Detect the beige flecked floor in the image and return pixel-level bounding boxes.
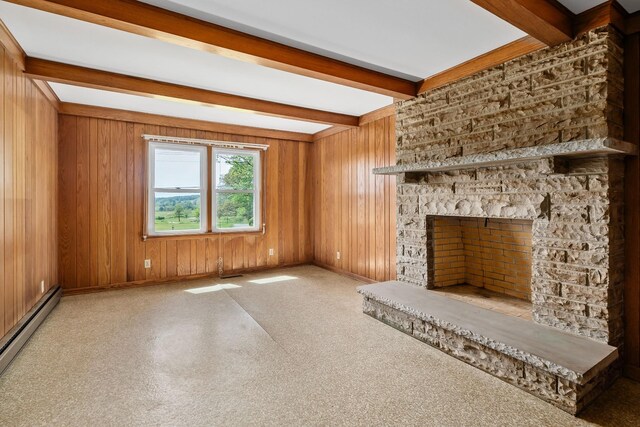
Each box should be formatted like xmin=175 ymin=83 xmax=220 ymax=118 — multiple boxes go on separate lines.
xmin=0 ymin=265 xmax=639 ymax=426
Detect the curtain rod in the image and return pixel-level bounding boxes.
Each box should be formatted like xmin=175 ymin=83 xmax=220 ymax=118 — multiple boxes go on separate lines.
xmin=142 ymin=134 xmax=269 ymax=150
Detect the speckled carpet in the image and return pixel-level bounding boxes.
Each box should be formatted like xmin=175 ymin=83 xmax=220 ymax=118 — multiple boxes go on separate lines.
xmin=0 ymin=265 xmax=638 ymax=426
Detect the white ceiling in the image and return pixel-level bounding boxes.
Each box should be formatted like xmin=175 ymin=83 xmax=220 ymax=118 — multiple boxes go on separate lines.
xmin=141 ymin=0 xmax=526 ymax=80
xmin=0 ymin=2 xmax=390 ymax=116
xmin=558 ymin=0 xmax=640 ymax=13
xmin=0 ymin=1 xmax=538 ymax=134
xmin=51 ymin=83 xmax=330 ymax=134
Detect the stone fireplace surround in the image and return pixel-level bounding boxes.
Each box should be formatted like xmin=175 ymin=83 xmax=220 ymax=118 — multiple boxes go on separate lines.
xmin=357 ymin=27 xmax=636 ymax=414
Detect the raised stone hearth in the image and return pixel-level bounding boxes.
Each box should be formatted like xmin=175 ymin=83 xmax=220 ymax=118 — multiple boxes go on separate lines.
xmin=359 ymin=26 xmax=633 ymax=414
xmin=358 ymin=282 xmax=619 ymax=414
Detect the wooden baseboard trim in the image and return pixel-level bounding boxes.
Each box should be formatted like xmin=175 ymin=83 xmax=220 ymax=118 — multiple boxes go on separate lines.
xmin=62 ymin=262 xmax=310 ymax=296
xmin=624 ymin=364 xmax=640 ymax=382
xmin=311 ymin=261 xmax=377 ymax=284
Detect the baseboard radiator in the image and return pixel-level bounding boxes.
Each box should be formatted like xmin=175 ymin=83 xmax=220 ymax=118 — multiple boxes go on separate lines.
xmin=0 ymin=286 xmax=61 ymax=375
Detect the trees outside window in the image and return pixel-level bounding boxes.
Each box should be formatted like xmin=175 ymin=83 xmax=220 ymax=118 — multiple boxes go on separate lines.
xmin=213 ymin=149 xmax=260 ymax=232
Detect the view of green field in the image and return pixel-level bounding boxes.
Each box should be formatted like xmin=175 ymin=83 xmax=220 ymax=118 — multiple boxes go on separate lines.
xmin=154 ymin=194 xmax=201 ymax=231
xmin=153 ymin=153 xmax=256 ymax=232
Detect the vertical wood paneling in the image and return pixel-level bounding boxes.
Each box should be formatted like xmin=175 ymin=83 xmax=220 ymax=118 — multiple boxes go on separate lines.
xmin=624 ymin=32 xmax=640 ymax=377
xmin=97 ymin=119 xmax=111 ymax=285
xmin=0 ymin=45 xmax=58 ymax=338
xmin=4 ymin=53 xmax=15 ymax=330
xmin=110 ymin=120 xmax=127 ymax=284
xmin=58 ymin=115 xmax=76 ymax=288
xmin=312 ymin=115 xmax=396 ymax=282
xmin=58 ymin=115 xmax=313 ymax=291
xmin=76 ymin=117 xmax=90 ymax=286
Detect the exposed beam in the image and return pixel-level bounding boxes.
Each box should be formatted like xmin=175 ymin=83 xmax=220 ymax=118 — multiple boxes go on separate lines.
xmin=417 ymin=36 xmax=545 ymax=94
xmin=59 ymin=102 xmax=314 ymax=142
xmin=7 ymin=0 xmax=416 ymax=99
xmin=471 ymin=0 xmax=574 ymax=46
xmin=24 ymin=57 xmax=359 ymax=127
xmin=575 ymin=1 xmax=627 ymax=35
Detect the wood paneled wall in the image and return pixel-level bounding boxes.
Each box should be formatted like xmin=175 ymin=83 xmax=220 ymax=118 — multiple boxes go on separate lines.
xmin=624 ymin=31 xmax=640 ymax=381
xmin=0 ymin=46 xmax=58 ymax=337
xmin=311 ymin=116 xmax=396 ymax=282
xmin=57 ymin=115 xmax=312 ymax=292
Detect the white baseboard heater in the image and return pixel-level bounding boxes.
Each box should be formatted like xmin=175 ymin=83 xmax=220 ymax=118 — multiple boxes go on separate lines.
xmin=0 ymin=286 xmax=61 ymax=375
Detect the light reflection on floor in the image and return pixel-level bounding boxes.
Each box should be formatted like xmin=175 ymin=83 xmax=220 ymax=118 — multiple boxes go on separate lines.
xmin=184 ymin=283 xmax=241 ymax=294
xmin=248 ymin=275 xmax=298 ymax=285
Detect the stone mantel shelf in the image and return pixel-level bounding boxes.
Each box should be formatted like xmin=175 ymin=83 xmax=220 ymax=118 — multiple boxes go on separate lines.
xmin=373 ymin=138 xmax=637 ymax=175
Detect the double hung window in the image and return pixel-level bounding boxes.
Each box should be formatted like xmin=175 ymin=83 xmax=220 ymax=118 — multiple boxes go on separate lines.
xmin=147 ymin=141 xmax=261 ymax=236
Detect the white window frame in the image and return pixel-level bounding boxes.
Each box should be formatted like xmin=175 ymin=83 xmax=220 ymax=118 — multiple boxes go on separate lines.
xmin=147 ymin=142 xmax=208 ymax=236
xmin=212 ymin=148 xmax=261 ymax=233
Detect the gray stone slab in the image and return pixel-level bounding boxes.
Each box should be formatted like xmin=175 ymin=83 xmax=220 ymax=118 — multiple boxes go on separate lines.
xmin=357 ymin=281 xmax=618 ymax=384
xmin=373 ymin=138 xmax=637 ymax=175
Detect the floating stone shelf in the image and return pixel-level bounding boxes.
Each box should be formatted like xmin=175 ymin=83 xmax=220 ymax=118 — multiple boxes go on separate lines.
xmin=373 ymin=138 xmax=637 ymax=175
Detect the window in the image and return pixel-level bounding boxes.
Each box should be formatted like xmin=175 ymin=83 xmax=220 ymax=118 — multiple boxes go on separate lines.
xmin=148 ymin=142 xmax=207 ymax=235
xmin=146 ymin=140 xmax=262 ymax=236
xmin=212 ymin=148 xmax=261 ymax=232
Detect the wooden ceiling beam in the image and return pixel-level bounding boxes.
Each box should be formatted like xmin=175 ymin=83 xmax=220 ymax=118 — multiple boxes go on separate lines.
xmin=7 ymin=0 xmax=417 ymax=99
xmin=471 ymin=0 xmax=574 ymax=46
xmin=24 ymin=57 xmax=359 ymax=127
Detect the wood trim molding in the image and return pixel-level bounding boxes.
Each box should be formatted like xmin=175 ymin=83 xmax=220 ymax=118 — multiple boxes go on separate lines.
xmin=62 ymin=262 xmax=310 ymax=296
xmin=312 ymin=261 xmax=376 ymax=284
xmin=0 ymin=19 xmax=25 ymax=69
xmin=312 ymin=125 xmax=350 ymax=141
xmin=359 ymin=104 xmax=395 ymax=126
xmin=59 ymin=102 xmax=314 ymax=142
xmin=417 ymin=36 xmax=546 ymax=94
xmin=7 ymin=0 xmax=416 ymax=99
xmin=471 ymin=0 xmax=573 ymax=46
xmin=31 ymin=79 xmax=60 ymax=109
xmin=25 ymin=57 xmax=358 ymax=126
xmin=314 ymin=104 xmax=397 ymax=141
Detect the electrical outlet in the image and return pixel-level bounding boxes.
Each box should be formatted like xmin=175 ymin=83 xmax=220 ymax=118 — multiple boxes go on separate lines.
xmin=336 ymin=251 xmax=341 ymax=260
xmin=268 ymin=248 xmax=274 ymax=256
xmin=144 ymin=259 xmax=152 ymax=269
xmin=40 ymin=280 xmax=45 ymax=293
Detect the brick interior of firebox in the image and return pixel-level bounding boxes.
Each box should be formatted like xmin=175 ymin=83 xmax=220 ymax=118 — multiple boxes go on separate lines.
xmin=432 ymin=217 xmax=533 ymax=316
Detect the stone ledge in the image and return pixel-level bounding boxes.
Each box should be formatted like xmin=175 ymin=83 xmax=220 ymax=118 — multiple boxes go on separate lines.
xmin=373 ymin=138 xmax=636 ymax=175
xmin=357 ymin=282 xmax=619 ymax=414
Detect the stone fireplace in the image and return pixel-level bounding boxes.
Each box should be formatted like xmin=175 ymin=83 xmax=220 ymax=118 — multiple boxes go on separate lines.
xmin=358 ymin=26 xmax=636 ymax=414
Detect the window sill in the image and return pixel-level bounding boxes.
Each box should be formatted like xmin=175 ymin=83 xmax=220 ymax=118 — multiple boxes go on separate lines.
xmin=143 ymin=230 xmax=263 ymax=241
